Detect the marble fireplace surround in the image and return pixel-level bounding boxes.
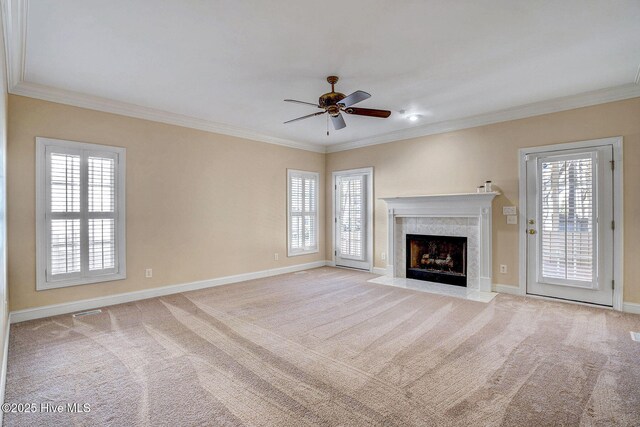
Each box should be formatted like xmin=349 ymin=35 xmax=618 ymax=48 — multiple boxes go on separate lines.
xmin=380 ymin=193 xmax=499 ymax=292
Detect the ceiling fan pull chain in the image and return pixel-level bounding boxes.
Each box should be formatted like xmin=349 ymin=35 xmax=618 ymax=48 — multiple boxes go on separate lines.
xmin=326 ymin=113 xmax=330 ymax=136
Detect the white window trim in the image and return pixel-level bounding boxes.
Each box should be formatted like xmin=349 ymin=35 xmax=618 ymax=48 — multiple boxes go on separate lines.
xmin=287 ymin=169 xmax=319 ymax=257
xmin=36 ymin=137 xmax=126 ymax=290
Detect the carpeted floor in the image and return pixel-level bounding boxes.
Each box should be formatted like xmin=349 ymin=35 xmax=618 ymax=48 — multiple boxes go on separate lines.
xmin=4 ymin=267 xmax=640 ymax=426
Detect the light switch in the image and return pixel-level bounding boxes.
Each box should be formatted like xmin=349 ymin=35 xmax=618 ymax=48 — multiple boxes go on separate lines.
xmin=507 ymin=215 xmax=518 ymax=225
xmin=503 ymin=206 xmax=517 ymax=215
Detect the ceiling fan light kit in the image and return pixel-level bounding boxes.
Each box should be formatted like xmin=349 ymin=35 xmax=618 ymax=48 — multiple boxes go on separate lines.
xmin=284 ymin=76 xmax=391 ymax=133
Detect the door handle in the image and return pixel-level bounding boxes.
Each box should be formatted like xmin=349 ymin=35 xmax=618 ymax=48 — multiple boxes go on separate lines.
xmin=528 ymin=229 xmax=536 ymax=235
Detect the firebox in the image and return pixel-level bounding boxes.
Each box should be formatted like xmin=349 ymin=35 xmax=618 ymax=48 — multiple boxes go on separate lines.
xmin=406 ymin=234 xmax=467 ymax=287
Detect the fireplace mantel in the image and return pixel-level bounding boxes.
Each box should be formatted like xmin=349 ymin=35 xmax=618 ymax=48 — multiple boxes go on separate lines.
xmin=380 ymin=192 xmax=499 ymax=215
xmin=381 ymin=192 xmax=499 ymax=292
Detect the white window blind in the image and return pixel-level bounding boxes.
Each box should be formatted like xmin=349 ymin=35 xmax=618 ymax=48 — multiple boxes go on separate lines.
xmin=88 ymin=156 xmax=116 ymax=272
xmin=288 ymin=170 xmax=319 ymax=256
xmin=338 ymin=175 xmax=365 ymax=260
xmin=49 ymin=153 xmax=81 ymax=276
xmin=37 ymin=138 xmax=126 ymax=290
xmin=539 ymin=153 xmax=596 ymax=284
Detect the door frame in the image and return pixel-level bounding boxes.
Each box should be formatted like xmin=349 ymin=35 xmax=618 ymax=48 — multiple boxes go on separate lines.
xmin=331 ymin=167 xmax=374 ymax=272
xmin=518 ymin=137 xmax=623 ymax=310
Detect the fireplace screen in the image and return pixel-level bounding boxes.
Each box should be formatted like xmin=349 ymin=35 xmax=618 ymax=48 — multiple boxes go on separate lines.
xmin=406 ymin=234 xmax=467 ymax=287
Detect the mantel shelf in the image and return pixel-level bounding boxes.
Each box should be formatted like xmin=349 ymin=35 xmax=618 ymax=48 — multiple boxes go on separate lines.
xmin=380 ymin=192 xmax=500 ymax=202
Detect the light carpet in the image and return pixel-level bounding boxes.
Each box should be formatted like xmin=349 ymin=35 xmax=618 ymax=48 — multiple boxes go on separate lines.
xmin=4 ymin=267 xmax=640 ymax=426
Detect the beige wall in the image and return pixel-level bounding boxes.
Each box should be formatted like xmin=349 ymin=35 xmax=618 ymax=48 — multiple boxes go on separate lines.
xmin=326 ymin=97 xmax=640 ymax=304
xmin=8 ymin=95 xmax=325 ymax=311
xmin=7 ymin=94 xmax=640 ymax=311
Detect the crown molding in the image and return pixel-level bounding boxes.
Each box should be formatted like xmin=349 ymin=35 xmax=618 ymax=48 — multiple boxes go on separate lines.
xmin=1 ymin=0 xmax=26 ymax=90
xmin=13 ymin=80 xmax=640 ymax=156
xmin=326 ymin=83 xmax=640 ymax=153
xmin=10 ymin=81 xmax=326 ymax=152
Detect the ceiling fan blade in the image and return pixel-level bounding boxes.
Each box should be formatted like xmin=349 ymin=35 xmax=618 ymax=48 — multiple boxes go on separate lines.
xmin=344 ymin=107 xmax=391 ymax=118
xmin=284 ymin=99 xmax=321 ymax=108
xmin=331 ymin=113 xmax=346 ymax=130
xmin=338 ymin=90 xmax=371 ymax=107
xmin=283 ymin=111 xmax=326 ymax=124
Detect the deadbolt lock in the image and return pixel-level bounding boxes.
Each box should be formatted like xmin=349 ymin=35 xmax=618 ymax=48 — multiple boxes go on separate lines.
xmin=528 ymin=219 xmax=535 ymax=225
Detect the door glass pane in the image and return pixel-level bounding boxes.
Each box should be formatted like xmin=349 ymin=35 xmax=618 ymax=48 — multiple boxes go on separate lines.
xmin=540 ymin=155 xmax=594 ymax=282
xmin=339 ymin=176 xmax=364 ymax=259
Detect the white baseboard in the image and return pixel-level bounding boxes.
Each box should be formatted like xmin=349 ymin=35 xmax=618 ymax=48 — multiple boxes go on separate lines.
xmin=623 ymin=302 xmax=640 ymax=315
xmin=493 ymin=284 xmax=640 ymax=314
xmin=494 ymin=284 xmax=526 ymax=296
xmin=9 ymin=261 xmax=329 ymax=324
xmin=325 ymin=260 xmax=336 ymax=267
xmin=494 ymin=285 xmax=640 ymax=314
xmin=372 ymin=267 xmax=389 ymax=276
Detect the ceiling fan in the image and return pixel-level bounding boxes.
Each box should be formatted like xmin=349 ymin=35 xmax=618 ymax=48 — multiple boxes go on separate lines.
xmin=284 ymin=76 xmax=391 ymax=132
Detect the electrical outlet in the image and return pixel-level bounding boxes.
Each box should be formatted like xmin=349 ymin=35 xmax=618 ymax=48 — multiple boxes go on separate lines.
xmin=145 ymin=268 xmax=153 ymax=278
xmin=274 ymin=253 xmax=279 ymax=261
xmin=381 ymin=252 xmax=386 ymax=260
xmin=507 ymin=215 xmax=518 ymax=225
xmin=499 ymin=264 xmax=507 ymax=274
xmin=503 ymin=206 xmax=517 ymax=216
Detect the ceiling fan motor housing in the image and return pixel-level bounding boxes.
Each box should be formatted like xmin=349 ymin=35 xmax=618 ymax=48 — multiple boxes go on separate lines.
xmin=319 ymin=92 xmax=345 ymax=109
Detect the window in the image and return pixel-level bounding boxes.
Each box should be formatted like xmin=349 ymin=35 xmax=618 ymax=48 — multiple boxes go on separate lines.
xmin=287 ymin=169 xmax=319 ymax=256
xmin=36 ymin=137 xmax=126 ymax=290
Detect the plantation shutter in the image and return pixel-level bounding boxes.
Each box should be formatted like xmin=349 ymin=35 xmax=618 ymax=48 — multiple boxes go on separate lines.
xmin=44 ymin=144 xmax=122 ymax=285
xmin=48 ymin=149 xmax=82 ymax=278
xmin=87 ymin=153 xmax=118 ymax=274
xmin=539 ymin=152 xmax=597 ymax=286
xmin=338 ymin=175 xmax=366 ymax=260
xmin=288 ymin=170 xmax=318 ymax=255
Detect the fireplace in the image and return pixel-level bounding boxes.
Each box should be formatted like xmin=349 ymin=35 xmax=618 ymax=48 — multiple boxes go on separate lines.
xmin=382 ymin=193 xmax=498 ymax=291
xmin=406 ymin=234 xmax=467 ymax=287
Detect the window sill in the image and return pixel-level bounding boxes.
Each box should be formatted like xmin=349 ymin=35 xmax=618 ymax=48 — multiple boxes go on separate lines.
xmin=37 ymin=272 xmax=127 ymax=291
xmin=287 ymin=249 xmax=319 ymax=258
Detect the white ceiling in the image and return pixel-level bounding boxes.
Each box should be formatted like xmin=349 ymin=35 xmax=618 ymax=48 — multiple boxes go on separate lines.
xmin=10 ymin=0 xmax=640 ymax=150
